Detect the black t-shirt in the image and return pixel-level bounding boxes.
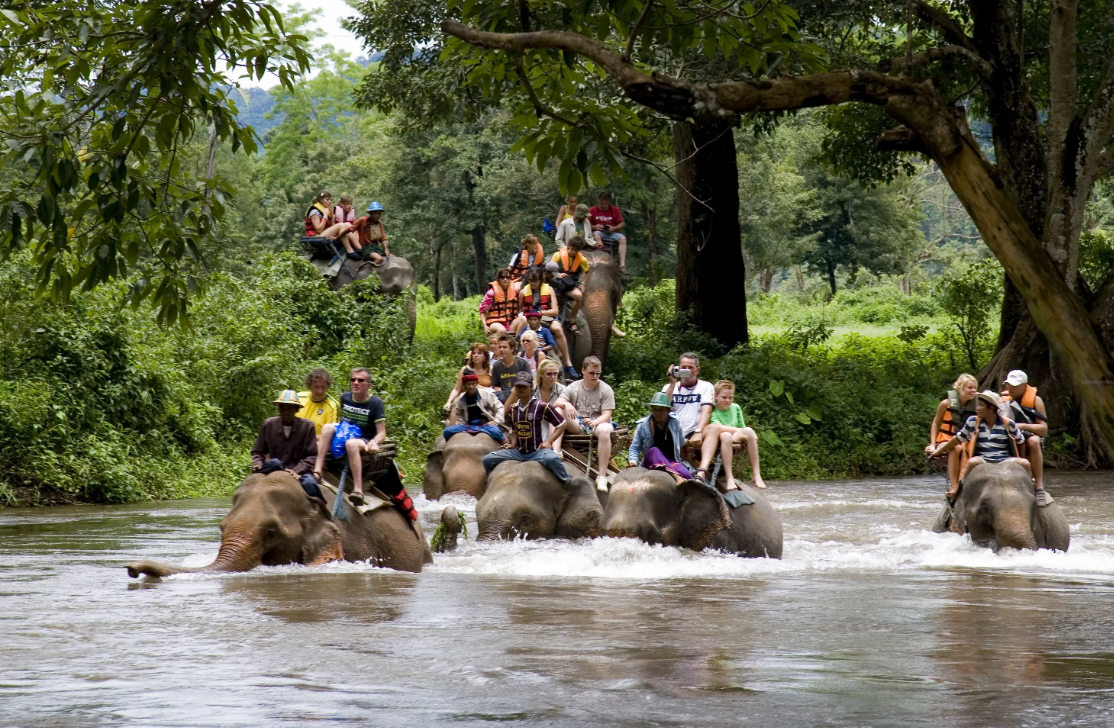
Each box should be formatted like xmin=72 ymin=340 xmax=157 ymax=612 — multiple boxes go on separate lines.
xmin=465 ymin=392 xmax=484 ymax=424
xmin=651 ymin=419 xmax=675 ymax=456
xmin=339 ymin=392 xmax=386 ymax=438
xmin=491 ymin=356 xmax=532 ymax=401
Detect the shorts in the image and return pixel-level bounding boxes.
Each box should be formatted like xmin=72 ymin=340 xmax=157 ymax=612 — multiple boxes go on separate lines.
xmin=576 ymin=417 xmax=596 ymax=435
xmin=361 ymin=243 xmax=384 ymax=257
xmin=596 ymin=231 xmax=625 ymax=243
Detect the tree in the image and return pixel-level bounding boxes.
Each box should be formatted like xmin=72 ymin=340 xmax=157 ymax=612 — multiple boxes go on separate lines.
xmin=436 ymin=0 xmax=1114 ymax=459
xmin=0 ymin=0 xmax=310 ymax=325
xmin=935 ymin=259 xmax=1003 ymax=370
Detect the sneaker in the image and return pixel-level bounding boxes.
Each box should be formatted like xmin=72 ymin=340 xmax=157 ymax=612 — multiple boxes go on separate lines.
xmin=346 ymin=251 xmax=361 ymax=260
xmin=1035 ymin=489 xmax=1054 ymax=507
xmin=564 ymin=366 xmax=580 ymax=379
xmin=595 ymin=475 xmax=609 ymax=492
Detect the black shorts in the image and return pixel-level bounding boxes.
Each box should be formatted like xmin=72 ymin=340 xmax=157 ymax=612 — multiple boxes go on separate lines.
xmin=552 ymin=276 xmax=579 ymax=295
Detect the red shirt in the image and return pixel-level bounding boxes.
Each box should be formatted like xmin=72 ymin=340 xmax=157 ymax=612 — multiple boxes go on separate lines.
xmin=589 ymin=204 xmax=623 ymax=228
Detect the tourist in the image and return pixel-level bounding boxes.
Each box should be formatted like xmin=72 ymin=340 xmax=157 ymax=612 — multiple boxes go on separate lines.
xmin=491 ymin=333 xmax=532 ymax=402
xmin=520 ymin=265 xmax=578 ymax=379
xmin=482 ymin=371 xmax=571 ymax=483
xmin=304 ymin=191 xmax=355 ymax=258
xmin=589 ymin=190 xmax=627 ymax=273
xmin=627 ymin=391 xmax=693 ymax=484
xmin=349 ymin=202 xmax=389 ymax=265
xmin=534 ymin=358 xmax=567 ymax=453
xmin=334 ymin=194 xmax=358 ymax=251
xmin=444 ymin=369 xmax=505 ymax=443
xmin=555 ymin=203 xmax=594 ymax=250
xmin=662 ymin=353 xmax=716 ymax=481
xmin=555 ymin=193 xmax=578 ymax=225
xmin=479 ymin=268 xmax=520 ymax=335
xmin=444 ymin=342 xmax=494 ymax=412
xmin=1000 ymin=369 xmax=1048 ymax=497
xmin=519 ymin=330 xmax=546 ymax=374
xmin=707 ymin=380 xmax=765 ymax=489
xmin=927 ymin=373 xmax=978 ymax=494
xmin=509 ymin=234 xmax=546 ymax=282
xmin=296 ymin=367 xmax=339 ymax=436
xmin=557 ymin=355 xmax=616 ymax=490
xmin=311 ymin=367 xmax=386 ymax=499
xmin=251 ymin=390 xmax=319 ymax=495
xmin=520 ymin=310 xmax=557 ymax=355
xmin=550 ymin=235 xmax=591 ymax=329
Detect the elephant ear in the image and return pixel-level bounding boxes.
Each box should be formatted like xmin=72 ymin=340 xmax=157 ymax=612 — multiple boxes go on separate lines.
xmin=677 ymin=480 xmax=731 ymax=551
xmin=301 ymin=499 xmax=344 ymax=566
xmin=423 ymin=449 xmax=446 ymax=501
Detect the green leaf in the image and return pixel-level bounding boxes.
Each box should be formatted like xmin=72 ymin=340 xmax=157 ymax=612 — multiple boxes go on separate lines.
xmin=806 ymin=404 xmax=822 ymax=421
xmin=768 ymin=379 xmax=784 ymax=397
xmin=794 ymin=412 xmax=811 ymax=425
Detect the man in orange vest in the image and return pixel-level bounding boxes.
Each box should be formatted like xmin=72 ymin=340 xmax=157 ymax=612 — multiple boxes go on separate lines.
xmin=1000 ymin=370 xmax=1048 ymax=497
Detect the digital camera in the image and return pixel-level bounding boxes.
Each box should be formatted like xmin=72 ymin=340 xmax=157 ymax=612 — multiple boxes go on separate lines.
xmin=672 ymin=366 xmax=692 ymax=379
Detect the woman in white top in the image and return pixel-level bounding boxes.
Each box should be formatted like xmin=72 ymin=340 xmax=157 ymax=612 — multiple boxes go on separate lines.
xmin=533 ymin=358 xmax=567 ymax=452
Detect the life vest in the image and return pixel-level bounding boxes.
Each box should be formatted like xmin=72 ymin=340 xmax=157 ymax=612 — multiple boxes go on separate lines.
xmin=558 ymin=249 xmax=586 ymax=278
xmin=521 ymin=282 xmax=552 ymax=314
xmin=959 ymin=415 xmax=1019 ymax=474
xmin=1001 ymin=384 xmax=1043 ymax=424
xmin=304 ymin=201 xmax=330 ymax=235
xmin=512 ymin=245 xmax=545 ymax=277
xmin=485 ymin=281 xmax=520 ymax=326
xmin=936 ymin=389 xmax=978 ymax=443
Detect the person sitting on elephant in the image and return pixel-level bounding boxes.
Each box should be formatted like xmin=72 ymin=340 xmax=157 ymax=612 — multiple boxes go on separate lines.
xmin=519 ymin=265 xmax=578 ymax=380
xmin=509 ymin=234 xmax=546 ymax=283
xmin=628 ymin=391 xmax=693 ymax=485
xmin=928 ymin=390 xmax=1043 ymax=505
xmin=1000 ymin=369 xmax=1048 ymax=496
xmin=479 ymin=268 xmax=521 ymax=335
xmin=312 ymin=367 xmax=387 ymax=499
xmin=519 ymin=330 xmax=546 ymax=374
xmin=251 ymin=390 xmax=320 ymax=496
xmin=550 ymin=235 xmax=591 ymax=330
xmin=483 ymin=370 xmax=571 ymax=483
xmin=555 ymin=203 xmax=594 ymax=250
xmin=349 ymin=202 xmax=390 ymax=266
xmin=555 ymin=193 xmax=578 ymax=226
xmin=491 ymin=333 xmax=533 ymax=403
xmin=662 ymin=353 xmax=716 ymax=480
xmin=534 ymin=358 xmax=567 ymax=453
xmin=444 ymin=342 xmax=494 ymax=413
xmin=444 ymin=369 xmax=506 ymax=444
xmin=297 ymin=367 xmax=339 ymax=436
xmin=520 ymin=311 xmax=556 ymax=355
xmin=304 ymin=191 xmax=356 ymax=258
xmin=589 ymin=190 xmax=627 ymax=274
xmin=708 ymin=380 xmax=765 ymax=490
xmin=557 ymin=356 xmax=616 ymax=491
xmin=927 ymin=373 xmax=979 ymax=494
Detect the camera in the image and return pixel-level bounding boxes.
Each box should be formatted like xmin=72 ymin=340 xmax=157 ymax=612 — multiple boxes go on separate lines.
xmin=671 ymin=366 xmax=692 ymax=379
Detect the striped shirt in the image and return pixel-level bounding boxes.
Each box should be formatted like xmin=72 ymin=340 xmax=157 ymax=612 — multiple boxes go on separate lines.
xmin=956 ymin=416 xmax=1025 ymax=463
xmin=508 ymin=399 xmax=566 ymax=454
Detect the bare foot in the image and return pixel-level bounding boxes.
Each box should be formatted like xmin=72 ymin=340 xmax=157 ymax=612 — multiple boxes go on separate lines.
xmin=753 ymin=475 xmax=767 ymax=489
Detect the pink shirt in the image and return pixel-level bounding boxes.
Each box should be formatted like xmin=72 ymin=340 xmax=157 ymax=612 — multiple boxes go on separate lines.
xmin=334 ymin=206 xmax=357 ymax=224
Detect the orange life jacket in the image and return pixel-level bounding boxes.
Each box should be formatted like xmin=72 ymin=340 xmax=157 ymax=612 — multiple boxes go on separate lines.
xmin=512 ymin=245 xmax=545 ymax=278
xmin=304 ymin=201 xmax=330 ymax=235
xmin=520 ymin=282 xmax=553 ymax=314
xmin=959 ymin=415 xmax=1020 ymax=473
xmin=485 ymin=281 xmax=520 ymax=327
xmin=936 ymin=389 xmax=978 ymax=444
xmin=558 ymin=249 xmax=587 ymax=277
xmin=1000 ymin=384 xmax=1042 ymax=425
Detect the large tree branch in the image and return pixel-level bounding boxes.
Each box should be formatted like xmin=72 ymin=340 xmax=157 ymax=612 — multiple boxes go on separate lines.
xmin=911 ymin=0 xmax=979 ymax=53
xmin=877 ymin=44 xmax=992 ymax=80
xmin=1080 ymin=56 xmax=1114 ymax=183
xmin=514 ymin=51 xmax=579 ymax=127
xmin=623 ymin=0 xmax=654 ymax=62
xmin=1047 ymin=0 xmax=1078 ymax=187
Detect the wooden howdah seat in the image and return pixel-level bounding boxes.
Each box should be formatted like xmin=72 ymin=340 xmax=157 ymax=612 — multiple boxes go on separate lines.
xmin=561 ymin=426 xmax=629 ymax=480
xmin=322 ymin=439 xmax=399 ymax=490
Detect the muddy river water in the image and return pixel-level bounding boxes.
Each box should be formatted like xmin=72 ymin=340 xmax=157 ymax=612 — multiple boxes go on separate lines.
xmin=4 ymin=473 xmax=1114 ymax=726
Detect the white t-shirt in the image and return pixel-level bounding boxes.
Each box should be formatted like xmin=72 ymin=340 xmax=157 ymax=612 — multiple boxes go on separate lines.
xmin=663 ymin=379 xmax=714 ymax=436
xmin=558 ymin=379 xmax=616 ymax=419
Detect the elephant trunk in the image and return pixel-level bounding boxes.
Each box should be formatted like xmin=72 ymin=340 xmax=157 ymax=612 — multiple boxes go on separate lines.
xmin=993 ymin=510 xmax=1038 ymax=551
xmin=126 ymin=530 xmax=263 ymax=578
xmin=582 ymin=286 xmax=614 ymax=364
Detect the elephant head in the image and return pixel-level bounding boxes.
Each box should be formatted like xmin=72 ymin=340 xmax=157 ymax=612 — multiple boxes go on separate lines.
xmin=954 ymin=461 xmax=1070 ymax=551
xmin=476 ymin=461 xmax=602 ymax=540
xmin=601 ymin=468 xmax=731 ymax=550
xmin=126 ymin=473 xmax=343 ymax=578
xmin=423 ymin=433 xmax=501 ymax=500
xmin=330 ymin=255 xmax=414 ymax=295
xmin=575 ymin=249 xmax=622 ymax=369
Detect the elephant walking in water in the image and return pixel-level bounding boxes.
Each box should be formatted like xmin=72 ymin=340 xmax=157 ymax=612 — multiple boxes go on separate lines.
xmin=935 ymin=460 xmax=1070 ymax=551
xmin=126 ymin=472 xmax=431 ymax=577
xmin=568 ymin=248 xmax=622 ymax=370
xmin=423 ymin=432 xmax=502 ymax=500
xmin=474 ymin=461 xmax=603 ymax=541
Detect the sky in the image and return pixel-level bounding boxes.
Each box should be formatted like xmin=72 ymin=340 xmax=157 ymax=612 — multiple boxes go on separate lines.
xmin=257 ymin=0 xmax=367 ymax=88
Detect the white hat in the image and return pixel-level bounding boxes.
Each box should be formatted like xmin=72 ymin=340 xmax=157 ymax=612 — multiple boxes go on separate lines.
xmin=1004 ymin=370 xmax=1028 ymax=386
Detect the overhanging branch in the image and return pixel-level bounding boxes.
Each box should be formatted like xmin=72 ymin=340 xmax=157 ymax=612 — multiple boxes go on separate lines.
xmin=911 ymin=0 xmax=979 ymax=53
xmin=877 ymin=44 xmax=992 ymax=80
xmin=514 ymin=52 xmax=579 ymax=127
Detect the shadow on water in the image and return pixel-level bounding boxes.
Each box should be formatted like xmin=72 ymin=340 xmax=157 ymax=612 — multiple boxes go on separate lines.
xmin=219 ymin=571 xmax=417 ymax=625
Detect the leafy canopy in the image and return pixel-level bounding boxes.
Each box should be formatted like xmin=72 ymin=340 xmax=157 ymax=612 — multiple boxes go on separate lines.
xmin=0 ymin=0 xmax=311 ymax=325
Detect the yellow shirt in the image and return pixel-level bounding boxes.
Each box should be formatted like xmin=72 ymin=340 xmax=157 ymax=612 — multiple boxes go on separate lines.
xmin=296 ymin=392 xmax=339 ymax=435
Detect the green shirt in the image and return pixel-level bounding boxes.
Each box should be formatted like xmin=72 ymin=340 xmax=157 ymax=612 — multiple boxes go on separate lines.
xmin=709 ymin=403 xmax=745 ymax=429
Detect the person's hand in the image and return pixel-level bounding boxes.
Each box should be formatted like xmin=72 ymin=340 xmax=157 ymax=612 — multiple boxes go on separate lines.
xmin=666 ymin=364 xmax=678 ymax=384
xmin=541 ymin=439 xmax=553 ymax=450
xmin=366 ymin=439 xmax=380 ymax=453
xmin=924 ymin=444 xmax=935 ymax=454
xmin=926 ymin=446 xmax=939 ymax=459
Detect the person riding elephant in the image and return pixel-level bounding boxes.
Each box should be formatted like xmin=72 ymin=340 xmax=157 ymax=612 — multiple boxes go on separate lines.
xmin=125 ymin=470 xmax=430 ymax=578
xmin=349 ymin=201 xmax=390 ymax=266
xmin=479 ymin=268 xmax=521 ymax=336
xmin=564 ymin=244 xmax=623 ymax=371
xmin=601 ymin=467 xmax=783 ymax=558
xmin=927 ymin=373 xmax=979 ymax=495
xmin=628 ymin=391 xmax=694 ymax=484
xmin=476 ymin=461 xmax=602 ymax=541
xmin=443 ymin=369 xmax=505 ymax=444
xmin=250 ymin=390 xmax=320 ymax=495
xmin=931 ymin=460 xmax=1069 ymax=551
xmin=1000 ymin=369 xmax=1048 ymax=497
xmin=304 ymin=191 xmax=354 ymax=255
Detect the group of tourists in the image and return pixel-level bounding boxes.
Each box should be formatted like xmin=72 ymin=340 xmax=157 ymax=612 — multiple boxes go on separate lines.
xmin=304 ymin=191 xmax=390 ymax=264
xmin=926 ymin=369 xmax=1052 ymax=506
xmin=249 ymin=367 xmax=418 ymax=521
xmin=442 ymin=350 xmax=766 ymax=492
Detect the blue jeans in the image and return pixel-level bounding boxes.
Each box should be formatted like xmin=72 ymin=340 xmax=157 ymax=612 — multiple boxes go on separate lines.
xmin=596 ymin=231 xmax=625 ymax=243
xmin=482 ymin=447 xmax=571 ymax=483
xmin=443 ymin=423 xmax=505 ymax=443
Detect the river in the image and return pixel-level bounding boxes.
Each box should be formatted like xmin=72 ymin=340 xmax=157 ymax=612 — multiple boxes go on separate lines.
xmin=3 ymin=472 xmax=1114 ymax=726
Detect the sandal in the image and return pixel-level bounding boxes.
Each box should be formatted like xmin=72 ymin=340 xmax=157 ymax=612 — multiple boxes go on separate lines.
xmin=694 ymin=467 xmax=708 ymax=484
xmin=567 ymin=321 xmax=580 ymax=335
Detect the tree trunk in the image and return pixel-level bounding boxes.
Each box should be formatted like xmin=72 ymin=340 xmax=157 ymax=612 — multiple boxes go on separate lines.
xmin=795 ymin=264 xmax=805 ymax=292
xmin=673 ymin=120 xmax=748 ymax=348
xmin=451 ymin=238 xmax=460 ymax=301
xmin=826 ymin=260 xmax=837 ymax=298
xmin=641 ymin=201 xmax=660 ymax=285
xmin=431 ymin=239 xmax=443 ymax=302
xmin=761 ymin=268 xmax=774 ymax=293
xmin=471 ymin=223 xmax=487 ymax=292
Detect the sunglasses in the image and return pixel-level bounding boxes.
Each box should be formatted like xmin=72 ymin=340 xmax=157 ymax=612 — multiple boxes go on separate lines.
xmin=350 ymin=377 xmax=367 ymax=383
xmin=498 ymin=274 xmax=511 ymax=279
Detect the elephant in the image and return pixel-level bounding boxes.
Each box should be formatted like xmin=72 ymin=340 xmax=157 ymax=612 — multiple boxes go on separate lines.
xmin=568 ymin=248 xmax=622 ymax=370
xmin=422 ymin=432 xmax=501 ymax=500
xmin=125 ymin=471 xmax=430 ymax=578
xmin=933 ymin=460 xmax=1070 ymax=551
xmin=600 ymin=468 xmax=783 ymax=558
xmin=432 ymin=505 xmax=464 ymax=553
xmin=476 ymin=461 xmax=603 ymax=541
xmin=330 ymin=254 xmax=414 ymax=295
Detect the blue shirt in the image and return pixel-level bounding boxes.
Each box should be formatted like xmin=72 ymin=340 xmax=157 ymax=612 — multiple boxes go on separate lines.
xmin=520 ymin=325 xmax=556 ymax=350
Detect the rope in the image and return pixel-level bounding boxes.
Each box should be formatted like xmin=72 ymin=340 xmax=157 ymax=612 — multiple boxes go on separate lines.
xmin=330 ymin=464 xmax=349 ymax=521
xmin=709 ymin=455 xmax=722 ymax=487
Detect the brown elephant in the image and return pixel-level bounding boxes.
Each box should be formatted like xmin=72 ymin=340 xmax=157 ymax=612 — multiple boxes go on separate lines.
xmin=476 ymin=461 xmax=602 ymax=541
xmin=569 ymin=248 xmax=622 ymax=370
xmin=934 ymin=460 xmax=1070 ymax=551
xmin=125 ymin=472 xmax=430 ymax=578
xmin=326 ymin=255 xmax=417 ymax=342
xmin=422 ymin=432 xmax=501 ymax=500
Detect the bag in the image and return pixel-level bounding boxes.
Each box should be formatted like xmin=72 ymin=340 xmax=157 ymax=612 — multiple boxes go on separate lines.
xmin=330 ymin=420 xmax=365 ymax=459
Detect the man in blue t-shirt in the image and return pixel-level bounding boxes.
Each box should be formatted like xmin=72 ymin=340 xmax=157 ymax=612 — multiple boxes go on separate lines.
xmin=312 ymin=367 xmax=386 ymax=498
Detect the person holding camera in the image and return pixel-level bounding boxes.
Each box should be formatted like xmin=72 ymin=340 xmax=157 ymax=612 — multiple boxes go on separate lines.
xmin=589 ymin=191 xmax=627 ymax=274
xmin=662 ymin=353 xmax=718 ymax=483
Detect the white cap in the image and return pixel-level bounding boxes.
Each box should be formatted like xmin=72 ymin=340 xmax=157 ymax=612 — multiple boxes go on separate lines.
xmin=1004 ymin=370 xmax=1028 ymax=386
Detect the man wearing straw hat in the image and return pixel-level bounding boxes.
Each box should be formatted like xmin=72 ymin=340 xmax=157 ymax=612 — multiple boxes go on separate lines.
xmin=251 ymin=390 xmax=320 ymax=494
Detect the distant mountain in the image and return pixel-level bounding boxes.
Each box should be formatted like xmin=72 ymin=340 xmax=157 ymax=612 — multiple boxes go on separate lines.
xmin=230 ymin=87 xmax=279 ymax=137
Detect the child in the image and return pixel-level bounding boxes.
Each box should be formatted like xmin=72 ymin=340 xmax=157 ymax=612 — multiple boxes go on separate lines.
xmin=709 ymin=380 xmax=766 ymax=490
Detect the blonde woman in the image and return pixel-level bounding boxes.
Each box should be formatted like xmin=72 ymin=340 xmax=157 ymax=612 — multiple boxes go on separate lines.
xmin=519 ymin=330 xmax=546 ymax=374
xmin=927 ymin=373 xmax=979 ymax=494
xmin=555 ymin=193 xmax=578 ymax=225
xmin=444 ymin=343 xmax=494 ymax=412
xmin=534 ymin=358 xmax=567 ymax=453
